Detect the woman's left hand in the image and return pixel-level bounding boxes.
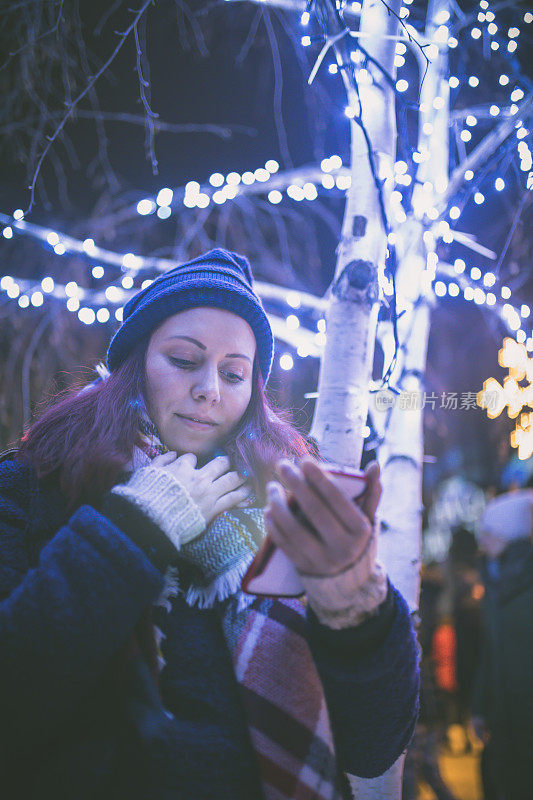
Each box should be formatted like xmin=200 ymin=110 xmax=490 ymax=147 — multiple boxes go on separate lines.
xmin=264 ymin=458 xmax=381 ymax=578
xmin=234 ymin=478 xmax=256 ymax=508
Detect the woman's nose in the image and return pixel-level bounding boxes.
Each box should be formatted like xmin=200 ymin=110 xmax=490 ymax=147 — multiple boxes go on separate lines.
xmin=192 ymin=366 xmax=220 ymax=402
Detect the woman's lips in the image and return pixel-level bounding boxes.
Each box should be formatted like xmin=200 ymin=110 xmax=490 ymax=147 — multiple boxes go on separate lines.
xmin=176 ymin=414 xmax=216 ymax=429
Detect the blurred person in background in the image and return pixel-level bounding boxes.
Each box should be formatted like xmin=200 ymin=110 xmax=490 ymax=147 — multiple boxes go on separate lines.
xmin=402 ymin=563 xmax=459 ymax=800
xmin=471 ymin=489 xmax=533 ymax=800
xmin=449 ymin=525 xmax=483 ymax=754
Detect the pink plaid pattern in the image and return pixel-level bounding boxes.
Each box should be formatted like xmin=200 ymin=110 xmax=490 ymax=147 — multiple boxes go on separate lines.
xmin=224 ymin=596 xmax=346 ymax=800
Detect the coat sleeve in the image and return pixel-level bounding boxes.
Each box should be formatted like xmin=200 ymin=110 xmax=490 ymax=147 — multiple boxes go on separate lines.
xmin=0 ymin=460 xmax=165 ymax=762
xmin=306 ymin=582 xmax=420 ymax=778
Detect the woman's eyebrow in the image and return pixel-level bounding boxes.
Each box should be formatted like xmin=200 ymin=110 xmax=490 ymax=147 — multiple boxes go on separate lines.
xmin=164 ymin=335 xmax=252 ymax=362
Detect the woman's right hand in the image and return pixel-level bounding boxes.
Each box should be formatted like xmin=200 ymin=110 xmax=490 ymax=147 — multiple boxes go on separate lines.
xmin=151 ymin=451 xmax=251 ymax=527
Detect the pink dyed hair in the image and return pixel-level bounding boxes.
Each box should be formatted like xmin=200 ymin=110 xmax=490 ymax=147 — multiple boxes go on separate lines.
xmin=19 ymin=337 xmax=318 ymax=510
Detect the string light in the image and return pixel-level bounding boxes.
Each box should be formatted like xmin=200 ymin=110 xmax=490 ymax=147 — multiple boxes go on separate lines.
xmin=209 ymin=173 xmax=224 ymax=187
xmin=136 ymin=199 xmax=155 ymax=215
xmin=1 ymin=3 xmax=530 ymax=359
xmin=268 ymin=190 xmax=282 ymax=204
xmin=156 ymin=187 xmax=172 ymax=206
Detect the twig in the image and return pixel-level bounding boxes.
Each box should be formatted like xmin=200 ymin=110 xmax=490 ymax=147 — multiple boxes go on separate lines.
xmin=134 ymin=13 xmax=158 ymax=175
xmin=174 ymin=0 xmax=209 ymax=57
xmin=94 ymin=0 xmax=124 ymax=36
xmin=0 ymin=0 xmax=64 ymax=72
xmin=0 ymin=112 xmax=256 ymax=139
xmin=26 ymin=0 xmax=156 ymax=213
xmin=236 ymin=6 xmax=263 ymax=66
xmin=493 ymin=190 xmax=531 ymax=278
xmin=73 ymin=0 xmax=120 ymax=191
xmin=263 ymin=9 xmax=293 ymax=169
xmin=21 ymin=312 xmax=54 ymax=428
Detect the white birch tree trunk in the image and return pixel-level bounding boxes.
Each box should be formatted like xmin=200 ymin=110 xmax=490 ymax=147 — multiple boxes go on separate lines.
xmin=309 ymin=0 xmax=401 ymax=468
xmin=307 ymin=1 xmax=408 ymax=796
xmin=376 ymin=221 xmax=432 ymax=611
xmin=377 ymin=0 xmax=451 ymax=611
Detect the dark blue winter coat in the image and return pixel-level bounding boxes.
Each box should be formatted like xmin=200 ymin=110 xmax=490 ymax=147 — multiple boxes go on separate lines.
xmin=0 ymin=455 xmax=419 ymax=799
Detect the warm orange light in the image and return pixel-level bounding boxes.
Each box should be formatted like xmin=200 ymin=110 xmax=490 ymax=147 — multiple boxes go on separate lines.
xmin=471 ymin=583 xmax=485 ymax=601
xmin=480 ymin=338 xmax=533 ymax=460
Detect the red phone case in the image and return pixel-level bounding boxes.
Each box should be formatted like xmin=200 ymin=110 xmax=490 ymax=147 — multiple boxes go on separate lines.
xmin=241 ymin=463 xmax=367 ymax=598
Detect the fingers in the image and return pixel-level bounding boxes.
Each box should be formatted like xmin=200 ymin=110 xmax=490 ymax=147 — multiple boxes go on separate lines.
xmin=360 ymin=461 xmax=381 ymax=524
xmin=151 ymin=451 xmax=177 ymax=466
xmin=214 ymin=470 xmax=248 ymax=496
xmin=216 ymin=483 xmax=252 ymax=514
xmin=297 ymin=458 xmax=372 ymax=534
xmin=264 ymin=484 xmax=326 ymax=573
xmin=275 ymin=461 xmax=347 ymax=541
xmin=201 ymin=454 xmax=232 ymax=479
xmin=177 ymin=451 xmax=198 ymax=466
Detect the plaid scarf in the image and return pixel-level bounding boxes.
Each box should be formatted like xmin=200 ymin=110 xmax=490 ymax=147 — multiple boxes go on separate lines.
xmin=131 ymin=410 xmax=346 ymax=799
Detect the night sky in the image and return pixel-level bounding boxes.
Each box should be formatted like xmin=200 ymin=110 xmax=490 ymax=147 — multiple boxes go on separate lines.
xmin=0 ymin=0 xmax=532 ymax=489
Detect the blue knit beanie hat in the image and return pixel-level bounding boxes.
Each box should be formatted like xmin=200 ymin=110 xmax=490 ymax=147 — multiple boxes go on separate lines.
xmin=106 ymin=248 xmax=274 ymax=384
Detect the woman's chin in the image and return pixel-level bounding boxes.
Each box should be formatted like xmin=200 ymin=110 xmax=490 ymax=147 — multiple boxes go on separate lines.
xmin=167 ymin=441 xmax=220 ymax=464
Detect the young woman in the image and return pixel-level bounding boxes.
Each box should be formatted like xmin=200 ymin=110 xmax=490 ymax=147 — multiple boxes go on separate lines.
xmin=0 ymin=248 xmax=419 ymax=800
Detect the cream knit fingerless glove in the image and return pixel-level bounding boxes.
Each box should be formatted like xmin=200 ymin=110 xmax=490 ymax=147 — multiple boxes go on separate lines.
xmin=111 ymin=466 xmax=206 ymax=552
xmin=299 ymin=521 xmax=388 ymax=630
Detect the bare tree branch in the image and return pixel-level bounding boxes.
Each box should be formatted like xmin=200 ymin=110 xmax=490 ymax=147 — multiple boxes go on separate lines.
xmin=26 ymin=0 xmax=156 ymax=212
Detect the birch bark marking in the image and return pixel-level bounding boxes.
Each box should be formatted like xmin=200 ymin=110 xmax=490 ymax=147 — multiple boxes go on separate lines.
xmin=309 ymin=0 xmax=402 ymax=467
xmin=377 ymin=222 xmax=431 ymax=612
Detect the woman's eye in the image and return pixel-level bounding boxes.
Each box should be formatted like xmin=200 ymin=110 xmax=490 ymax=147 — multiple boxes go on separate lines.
xmin=169 ymin=358 xmax=244 ymax=383
xmin=170 ymin=358 xmax=194 ymax=367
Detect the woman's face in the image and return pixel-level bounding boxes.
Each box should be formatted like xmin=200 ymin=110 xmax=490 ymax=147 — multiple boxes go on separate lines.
xmin=144 ymin=307 xmax=256 ymax=459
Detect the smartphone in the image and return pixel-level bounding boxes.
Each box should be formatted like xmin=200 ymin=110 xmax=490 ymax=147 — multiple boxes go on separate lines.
xmin=241 ymin=463 xmax=367 ymax=598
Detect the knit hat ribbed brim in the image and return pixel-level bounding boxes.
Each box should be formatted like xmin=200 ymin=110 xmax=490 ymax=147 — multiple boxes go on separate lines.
xmin=106 ymin=248 xmax=274 ymax=383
